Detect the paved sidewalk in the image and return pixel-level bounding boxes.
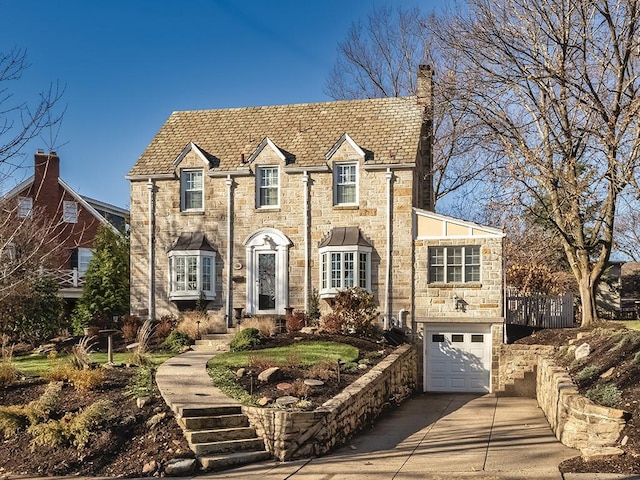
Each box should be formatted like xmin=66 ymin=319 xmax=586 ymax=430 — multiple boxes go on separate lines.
xmin=156 ymin=350 xmax=238 ymax=414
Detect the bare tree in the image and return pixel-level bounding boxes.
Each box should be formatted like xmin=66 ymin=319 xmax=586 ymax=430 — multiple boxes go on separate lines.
xmin=325 ymin=6 xmax=490 ymax=209
xmin=438 ymin=0 xmax=640 ymax=326
xmin=614 ymin=195 xmax=640 ymax=261
xmin=0 ymin=48 xmax=64 ymax=184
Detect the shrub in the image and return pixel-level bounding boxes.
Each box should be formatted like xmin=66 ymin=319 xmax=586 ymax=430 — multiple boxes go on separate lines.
xmin=332 ymin=287 xmax=379 ymax=337
xmin=586 ymin=383 xmax=622 ymax=407
xmin=0 ymin=381 xmax=63 ymax=438
xmin=230 ymin=328 xmax=261 ymax=352
xmin=0 ymin=406 xmax=28 ymax=438
xmin=162 ymin=330 xmax=194 ymax=353
xmin=288 ymin=378 xmax=311 ymax=398
xmin=121 ymin=314 xmax=143 ymax=343
xmin=0 ymin=336 xmax=18 ymax=387
xmin=28 ymin=399 xmax=115 ymax=449
xmin=239 ymin=317 xmax=277 ymax=337
xmin=285 ymin=311 xmax=306 ymax=332
xmin=575 ymin=365 xmax=599 ymax=382
xmin=307 ymin=360 xmax=336 ymax=381
xmin=320 ymin=313 xmax=343 ymax=334
xmin=154 ymin=314 xmax=177 ymax=342
xmin=44 ymin=365 xmax=105 ymax=392
xmin=307 ymin=289 xmax=321 ymax=325
xmin=125 ymin=366 xmax=155 ymax=399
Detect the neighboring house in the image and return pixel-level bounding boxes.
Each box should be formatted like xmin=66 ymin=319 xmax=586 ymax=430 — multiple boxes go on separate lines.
xmin=127 ymin=65 xmax=505 ymax=393
xmin=1 ymin=151 xmax=129 ymax=310
xmin=597 ymin=261 xmax=640 ymax=318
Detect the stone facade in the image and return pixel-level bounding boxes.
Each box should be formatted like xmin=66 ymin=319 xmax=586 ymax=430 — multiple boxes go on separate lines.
xmin=413 ymin=236 xmax=504 ymax=321
xmin=242 ymin=344 xmax=417 ymax=461
xmin=129 ymin=153 xmax=416 ymax=320
xmin=537 ymin=356 xmax=628 ymax=451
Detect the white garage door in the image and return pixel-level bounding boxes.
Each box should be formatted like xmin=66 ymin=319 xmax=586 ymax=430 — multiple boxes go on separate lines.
xmin=424 ymin=324 xmax=492 ymax=393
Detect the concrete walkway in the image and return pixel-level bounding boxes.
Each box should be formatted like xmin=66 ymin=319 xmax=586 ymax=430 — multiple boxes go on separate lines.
xmin=156 ymin=350 xmax=637 ymax=480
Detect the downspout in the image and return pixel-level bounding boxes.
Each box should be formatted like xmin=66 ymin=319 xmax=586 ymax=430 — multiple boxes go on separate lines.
xmin=303 ymin=171 xmax=310 ymax=313
xmin=385 ymin=168 xmax=393 ymax=326
xmin=226 ymin=175 xmax=233 ymax=328
xmin=147 ymin=179 xmax=156 ymax=321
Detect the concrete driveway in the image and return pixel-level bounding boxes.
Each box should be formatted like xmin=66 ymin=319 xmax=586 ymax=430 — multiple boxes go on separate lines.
xmin=209 ymin=393 xmax=580 ymax=480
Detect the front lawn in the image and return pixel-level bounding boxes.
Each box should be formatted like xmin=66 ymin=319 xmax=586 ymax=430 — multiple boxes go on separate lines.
xmin=12 ymin=351 xmax=174 ymax=376
xmin=207 ymin=341 xmax=359 ymax=368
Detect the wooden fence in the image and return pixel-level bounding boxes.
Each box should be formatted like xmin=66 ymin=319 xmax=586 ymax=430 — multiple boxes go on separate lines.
xmin=506 ymin=292 xmax=574 ymax=328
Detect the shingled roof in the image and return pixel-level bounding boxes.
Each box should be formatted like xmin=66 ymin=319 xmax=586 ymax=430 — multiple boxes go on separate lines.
xmin=128 ymin=96 xmax=424 ymax=177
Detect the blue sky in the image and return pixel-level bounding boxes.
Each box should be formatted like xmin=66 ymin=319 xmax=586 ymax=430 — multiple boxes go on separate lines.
xmin=0 ymin=0 xmax=446 ymax=209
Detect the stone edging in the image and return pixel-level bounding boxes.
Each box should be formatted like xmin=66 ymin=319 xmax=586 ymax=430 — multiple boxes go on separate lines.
xmin=242 ymin=343 xmax=417 ymax=461
xmin=537 ymin=356 xmax=628 ymax=458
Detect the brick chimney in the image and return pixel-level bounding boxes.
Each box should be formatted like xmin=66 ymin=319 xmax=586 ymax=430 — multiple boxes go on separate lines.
xmin=33 ymin=150 xmax=60 ymax=207
xmin=417 ymin=64 xmax=433 ymax=107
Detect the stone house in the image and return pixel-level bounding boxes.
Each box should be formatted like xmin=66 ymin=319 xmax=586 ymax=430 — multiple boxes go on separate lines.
xmin=127 ymin=66 xmax=505 ymax=393
xmin=1 ymin=151 xmax=128 ymax=312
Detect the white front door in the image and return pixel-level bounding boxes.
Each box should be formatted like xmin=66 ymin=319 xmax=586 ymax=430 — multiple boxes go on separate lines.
xmin=424 ymin=324 xmax=492 ymax=393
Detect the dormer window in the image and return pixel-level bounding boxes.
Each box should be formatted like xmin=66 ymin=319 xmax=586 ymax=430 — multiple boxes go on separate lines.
xmin=181 ymin=169 xmax=204 ymax=211
xmin=333 ymin=163 xmax=358 ymax=206
xmin=256 ymin=166 xmax=279 ymax=208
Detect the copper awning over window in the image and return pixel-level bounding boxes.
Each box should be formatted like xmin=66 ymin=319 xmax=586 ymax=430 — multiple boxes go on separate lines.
xmin=319 ymin=227 xmax=372 ymax=248
xmin=169 ymin=232 xmax=217 ymax=252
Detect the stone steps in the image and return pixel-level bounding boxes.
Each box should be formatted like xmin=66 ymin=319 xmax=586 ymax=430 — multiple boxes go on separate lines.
xmin=178 ymin=404 xmax=270 ymax=472
xmin=193 ymin=333 xmax=235 ymax=352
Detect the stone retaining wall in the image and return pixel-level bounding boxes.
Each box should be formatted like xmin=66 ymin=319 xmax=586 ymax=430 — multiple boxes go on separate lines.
xmin=537 ymin=356 xmax=628 ymax=450
xmin=242 ymin=343 xmax=417 ymax=461
xmin=497 ymin=344 xmax=555 ymax=395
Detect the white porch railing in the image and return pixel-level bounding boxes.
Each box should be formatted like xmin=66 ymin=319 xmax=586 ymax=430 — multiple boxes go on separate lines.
xmin=40 ymin=268 xmax=85 ymax=289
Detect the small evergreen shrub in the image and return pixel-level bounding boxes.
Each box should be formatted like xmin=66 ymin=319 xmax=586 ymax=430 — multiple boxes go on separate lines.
xmin=44 ymin=365 xmax=105 ymax=392
xmin=125 ymin=366 xmax=156 ymax=399
xmin=230 ymin=328 xmax=261 ymax=352
xmin=586 ymin=383 xmax=622 ymax=407
xmin=575 ymin=365 xmax=599 ymax=382
xmin=162 ymin=330 xmax=193 ymax=353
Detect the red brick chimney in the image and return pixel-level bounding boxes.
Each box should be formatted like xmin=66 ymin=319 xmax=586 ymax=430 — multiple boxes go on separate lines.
xmin=33 ymin=150 xmax=60 ymax=209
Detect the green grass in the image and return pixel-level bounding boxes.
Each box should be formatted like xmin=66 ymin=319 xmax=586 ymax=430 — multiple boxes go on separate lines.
xmin=622 ymin=320 xmax=640 ymax=331
xmin=13 ymin=352 xmax=174 ymax=377
xmin=207 ymin=341 xmax=359 ymax=368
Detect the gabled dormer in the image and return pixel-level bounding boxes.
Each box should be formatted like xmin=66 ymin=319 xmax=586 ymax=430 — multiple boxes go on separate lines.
xmin=326 ymin=134 xmax=365 ymax=207
xmin=173 ymin=143 xmax=211 ymax=213
xmin=247 ymin=137 xmax=286 ymax=209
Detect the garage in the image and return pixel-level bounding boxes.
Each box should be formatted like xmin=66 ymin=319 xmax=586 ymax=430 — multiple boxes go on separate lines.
xmin=424 ymin=324 xmax=492 ymax=393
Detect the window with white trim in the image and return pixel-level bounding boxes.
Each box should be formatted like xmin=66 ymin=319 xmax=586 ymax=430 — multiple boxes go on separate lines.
xmin=256 ymin=166 xmax=279 ymax=208
xmin=63 ymin=201 xmax=78 ymax=223
xmin=428 ymin=246 xmax=481 ymax=283
xmin=333 ymin=163 xmax=357 ymax=205
xmin=181 ymin=169 xmax=204 ymax=211
xmin=78 ymin=248 xmax=93 ymax=275
xmin=319 ymin=246 xmax=371 ymax=298
xmin=168 ymin=250 xmax=216 ymax=300
xmin=17 ymin=197 xmax=32 ymax=218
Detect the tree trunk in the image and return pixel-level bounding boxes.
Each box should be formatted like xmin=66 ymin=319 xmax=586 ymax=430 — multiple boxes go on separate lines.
xmin=577 ymin=274 xmax=598 ymax=327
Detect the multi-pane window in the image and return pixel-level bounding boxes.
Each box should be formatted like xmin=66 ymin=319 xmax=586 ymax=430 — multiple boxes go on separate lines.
xmin=17 ymin=197 xmax=32 ymax=218
xmin=78 ymin=248 xmax=93 ymax=275
xmin=428 ymin=246 xmax=481 ymax=283
xmin=63 ymin=201 xmax=78 ymax=223
xmin=168 ymin=251 xmax=216 ymax=299
xmin=320 ymin=248 xmax=370 ymax=297
xmin=334 ymin=163 xmax=357 ymax=205
xmin=181 ymin=170 xmax=204 ymax=211
xmin=257 ymin=166 xmax=279 ymax=207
